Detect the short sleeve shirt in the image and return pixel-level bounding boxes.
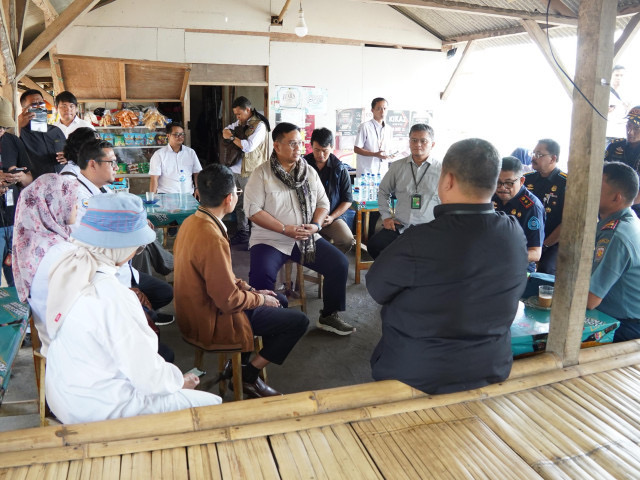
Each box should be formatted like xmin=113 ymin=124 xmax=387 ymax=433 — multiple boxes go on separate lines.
xmin=590 ymin=208 xmax=640 ymax=320
xmin=149 ymin=145 xmax=203 ymax=194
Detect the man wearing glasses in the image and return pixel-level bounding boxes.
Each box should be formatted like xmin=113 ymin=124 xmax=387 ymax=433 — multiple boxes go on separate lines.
xmin=605 ymin=106 xmax=640 ymax=216
xmin=524 ymin=139 xmax=567 ymax=274
xmin=493 ymin=156 xmax=544 ymax=273
xmin=367 ymin=124 xmax=441 ymax=259
xmin=245 ymin=122 xmax=353 ymax=336
xmin=149 ymin=123 xmax=202 ymax=199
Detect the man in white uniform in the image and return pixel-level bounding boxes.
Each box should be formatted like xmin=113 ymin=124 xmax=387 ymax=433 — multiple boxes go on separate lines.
xmin=149 ymin=123 xmax=202 ymax=197
xmin=354 ymin=97 xmax=394 ymax=176
xmin=53 ymin=91 xmax=95 ymax=138
xmin=45 ymin=193 xmax=220 ymax=424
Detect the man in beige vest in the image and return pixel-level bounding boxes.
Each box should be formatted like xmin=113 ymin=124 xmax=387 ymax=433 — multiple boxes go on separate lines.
xmin=222 ymin=97 xmax=270 ymax=246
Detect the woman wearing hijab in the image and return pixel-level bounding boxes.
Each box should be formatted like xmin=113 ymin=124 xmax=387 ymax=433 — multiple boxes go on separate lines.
xmin=13 ymin=174 xmax=79 ymax=354
xmin=44 ymin=193 xmax=221 ymax=424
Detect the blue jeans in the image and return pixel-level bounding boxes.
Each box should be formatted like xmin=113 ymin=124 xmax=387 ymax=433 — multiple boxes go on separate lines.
xmin=249 ymin=238 xmax=348 ymax=314
xmin=0 ymin=226 xmax=14 ymax=287
xmin=613 ymin=320 xmax=640 ymax=343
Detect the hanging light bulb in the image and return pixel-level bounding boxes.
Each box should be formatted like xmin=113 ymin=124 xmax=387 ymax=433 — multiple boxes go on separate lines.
xmin=294 ymin=1 xmax=308 ymax=37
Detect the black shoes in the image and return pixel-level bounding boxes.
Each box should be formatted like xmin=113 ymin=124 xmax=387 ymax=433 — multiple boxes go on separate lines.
xmin=230 ymin=230 xmax=250 ymax=245
xmin=221 ymin=360 xmax=282 ymax=398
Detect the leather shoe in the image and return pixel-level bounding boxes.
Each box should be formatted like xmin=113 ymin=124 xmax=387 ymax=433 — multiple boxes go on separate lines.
xmin=229 ymin=376 xmax=283 ymax=398
xmin=220 ymin=359 xmax=233 ymax=380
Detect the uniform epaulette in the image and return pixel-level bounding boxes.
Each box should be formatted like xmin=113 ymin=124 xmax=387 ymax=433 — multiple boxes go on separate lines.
xmin=523 ymin=171 xmax=536 ymax=177
xmin=558 ymin=171 xmax=568 ymax=179
xmin=601 ymin=219 xmax=619 ymax=231
xmin=609 ymin=138 xmax=626 ymax=145
xmin=519 ymin=195 xmax=533 ymax=209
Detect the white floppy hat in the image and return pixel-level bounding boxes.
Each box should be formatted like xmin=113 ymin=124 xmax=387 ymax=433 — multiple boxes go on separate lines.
xmin=0 ymin=96 xmax=15 ymax=128
xmin=72 ymin=193 xmax=156 ymax=248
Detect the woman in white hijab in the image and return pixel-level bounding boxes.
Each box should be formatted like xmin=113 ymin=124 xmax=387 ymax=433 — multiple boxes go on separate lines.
xmin=45 ymin=193 xmax=221 ymax=424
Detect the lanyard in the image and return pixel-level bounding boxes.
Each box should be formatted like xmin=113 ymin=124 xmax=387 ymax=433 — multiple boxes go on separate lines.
xmin=410 ymin=160 xmax=430 ymax=192
xmin=373 ymin=122 xmax=385 ymax=151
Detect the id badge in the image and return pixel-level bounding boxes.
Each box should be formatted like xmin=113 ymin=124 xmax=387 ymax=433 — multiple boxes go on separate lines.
xmin=5 ymin=189 xmax=14 ymax=207
xmin=410 ymin=194 xmax=422 ymax=209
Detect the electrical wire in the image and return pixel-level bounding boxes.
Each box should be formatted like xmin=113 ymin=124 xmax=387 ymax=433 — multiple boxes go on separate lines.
xmin=545 ymin=0 xmax=608 ymax=121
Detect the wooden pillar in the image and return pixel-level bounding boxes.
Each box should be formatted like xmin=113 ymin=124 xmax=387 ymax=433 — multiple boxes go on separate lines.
xmin=546 ymin=0 xmax=617 ymax=366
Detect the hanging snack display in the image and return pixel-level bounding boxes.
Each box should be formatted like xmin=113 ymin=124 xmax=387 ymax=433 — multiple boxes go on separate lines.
xmin=142 ymin=107 xmax=168 ymax=130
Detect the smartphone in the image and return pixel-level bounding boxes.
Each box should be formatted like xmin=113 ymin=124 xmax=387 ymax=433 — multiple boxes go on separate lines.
xmin=8 ymin=167 xmax=28 ymax=173
xmin=185 ymin=367 xmax=206 ymax=377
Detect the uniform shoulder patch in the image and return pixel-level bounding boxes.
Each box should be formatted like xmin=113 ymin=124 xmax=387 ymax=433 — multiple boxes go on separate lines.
xmin=595 ymin=246 xmax=606 ymax=260
xmin=558 ymin=171 xmax=568 ymax=180
xmin=601 ymin=219 xmax=619 ymax=231
xmin=82 ymin=198 xmax=90 ymax=208
xmin=519 ymin=195 xmax=533 ymax=209
xmin=527 ymin=216 xmax=540 ymax=231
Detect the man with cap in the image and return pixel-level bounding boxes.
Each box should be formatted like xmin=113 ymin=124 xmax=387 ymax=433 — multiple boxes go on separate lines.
xmin=493 ymin=156 xmax=545 ymax=273
xmin=0 ymin=97 xmax=33 ymax=286
xmin=605 ymin=106 xmax=640 ymax=216
xmin=175 ymin=164 xmax=308 ymax=398
xmin=44 ymin=193 xmax=221 ymax=424
xmin=524 ymin=139 xmax=567 ymax=275
xmin=17 ymin=89 xmax=67 ymax=178
xmin=588 ymin=162 xmax=640 ymax=343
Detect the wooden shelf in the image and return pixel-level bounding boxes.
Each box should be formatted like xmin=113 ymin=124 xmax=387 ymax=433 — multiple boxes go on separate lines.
xmin=112 ymin=145 xmax=163 ymax=149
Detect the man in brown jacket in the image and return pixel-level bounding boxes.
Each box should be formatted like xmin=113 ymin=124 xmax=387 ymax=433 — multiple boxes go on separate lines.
xmin=174 ymin=164 xmax=308 ymax=398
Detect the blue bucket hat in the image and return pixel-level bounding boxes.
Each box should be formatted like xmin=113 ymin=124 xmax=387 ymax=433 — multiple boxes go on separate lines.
xmin=73 ymin=193 xmax=156 ymax=248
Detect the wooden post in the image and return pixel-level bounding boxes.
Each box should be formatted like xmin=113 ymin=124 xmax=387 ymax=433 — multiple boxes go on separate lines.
xmin=545 ymin=0 xmax=617 ymax=366
xmin=440 ymin=41 xmax=474 ymax=101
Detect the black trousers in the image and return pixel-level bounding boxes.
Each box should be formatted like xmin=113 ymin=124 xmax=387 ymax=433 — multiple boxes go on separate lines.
xmin=245 ymin=293 xmax=308 ymax=365
xmin=136 ymin=271 xmax=174 ymax=310
xmin=367 ymin=228 xmax=401 ymax=259
xmin=537 ymin=244 xmax=559 ymax=275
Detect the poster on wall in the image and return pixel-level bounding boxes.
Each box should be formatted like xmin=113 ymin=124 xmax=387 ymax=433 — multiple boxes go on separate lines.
xmin=386 ymin=110 xmax=411 ymax=138
xmin=411 ymin=110 xmax=434 ymax=126
xmin=334 ymin=108 xmax=365 ymax=166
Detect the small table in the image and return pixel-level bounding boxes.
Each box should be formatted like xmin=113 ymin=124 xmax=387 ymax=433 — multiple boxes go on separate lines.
xmin=510 ymin=301 xmax=619 ymax=357
xmin=141 ymin=193 xmax=199 ymax=227
xmin=0 ymin=287 xmax=29 ymax=405
xmin=351 ymin=200 xmax=379 ymax=284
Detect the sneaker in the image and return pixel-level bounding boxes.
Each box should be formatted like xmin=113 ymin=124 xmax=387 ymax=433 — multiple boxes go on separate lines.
xmin=317 ymin=311 xmax=355 ymax=336
xmin=155 ymin=313 xmax=175 ymax=326
xmin=230 ymin=230 xmax=250 ymax=245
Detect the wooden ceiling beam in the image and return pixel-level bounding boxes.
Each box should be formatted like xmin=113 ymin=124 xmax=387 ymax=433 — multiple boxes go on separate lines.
xmin=15 ymin=0 xmax=28 ymax=54
xmin=521 ymin=19 xmax=573 ymax=97
xmin=351 ymin=0 xmax=578 ymax=26
xmin=613 ymin=13 xmax=640 ymax=64
xmin=440 ymin=40 xmax=474 ymax=101
xmin=0 ymin=4 xmax=15 ymax=84
xmin=19 ymin=75 xmax=54 ymax=105
xmin=548 ymin=0 xmax=574 ymax=17
xmin=15 ymin=0 xmax=102 ymax=81
xmin=31 ymin=0 xmax=59 ymax=25
xmin=390 ymin=5 xmax=444 ymax=40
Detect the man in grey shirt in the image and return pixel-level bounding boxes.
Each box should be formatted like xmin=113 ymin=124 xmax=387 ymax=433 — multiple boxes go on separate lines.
xmin=368 ymin=124 xmax=441 ymax=259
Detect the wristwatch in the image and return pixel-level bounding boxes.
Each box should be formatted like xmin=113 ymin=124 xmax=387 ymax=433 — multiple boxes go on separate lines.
xmin=230 ymin=135 xmax=236 ymax=141
xmin=313 ymin=222 xmax=322 ymax=232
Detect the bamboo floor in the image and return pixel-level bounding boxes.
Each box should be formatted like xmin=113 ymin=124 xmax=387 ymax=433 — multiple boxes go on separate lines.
xmin=2 ymin=341 xmax=640 ymax=479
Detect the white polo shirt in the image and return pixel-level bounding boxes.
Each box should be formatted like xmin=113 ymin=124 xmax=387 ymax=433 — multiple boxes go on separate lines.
xmin=54 ymin=116 xmax=95 ymax=138
xmin=354 ymin=119 xmax=393 ymax=176
xmin=149 ymin=144 xmax=203 ymax=194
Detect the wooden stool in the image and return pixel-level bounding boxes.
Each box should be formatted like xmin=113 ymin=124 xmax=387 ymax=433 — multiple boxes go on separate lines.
xmin=283 ymin=260 xmax=307 ymax=313
xmin=29 ymin=317 xmax=49 ymax=426
xmin=186 ymin=336 xmax=266 ymax=401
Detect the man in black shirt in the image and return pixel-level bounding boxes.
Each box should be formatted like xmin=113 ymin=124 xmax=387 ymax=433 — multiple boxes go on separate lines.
xmin=0 ymin=97 xmax=33 ymax=286
xmin=303 ymin=128 xmax=355 ymax=253
xmin=17 ymin=89 xmax=66 ymax=178
xmin=524 ymin=139 xmax=567 ymax=274
xmin=367 ymin=138 xmax=527 ymax=394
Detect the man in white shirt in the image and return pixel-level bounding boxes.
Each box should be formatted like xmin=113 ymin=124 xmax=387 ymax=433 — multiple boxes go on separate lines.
xmin=53 ymin=91 xmax=95 ymax=138
xmin=354 ymin=97 xmax=394 ymax=176
xmin=149 ymin=123 xmax=202 ymax=197
xmin=368 ymin=124 xmax=441 ymax=259
xmin=222 ymin=96 xmax=270 ymax=245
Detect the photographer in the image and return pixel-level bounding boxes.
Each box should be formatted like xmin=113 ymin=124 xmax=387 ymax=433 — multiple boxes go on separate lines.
xmin=17 ymin=89 xmax=66 ymax=178
xmin=0 ymin=97 xmax=33 ymax=286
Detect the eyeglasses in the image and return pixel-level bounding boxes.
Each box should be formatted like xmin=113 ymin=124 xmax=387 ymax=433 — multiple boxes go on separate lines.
xmin=170 ymin=132 xmax=186 ymax=138
xmin=95 ymin=159 xmax=119 ymax=168
xmin=497 ymin=179 xmax=520 ymax=188
xmin=234 ymin=188 xmax=243 ymax=195
xmin=409 ymin=138 xmax=430 ymax=145
xmin=280 ymin=140 xmax=304 ymax=149
xmin=531 ymin=152 xmax=551 ymax=159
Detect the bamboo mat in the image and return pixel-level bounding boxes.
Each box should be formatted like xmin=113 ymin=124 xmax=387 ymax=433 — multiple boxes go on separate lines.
xmin=2 ymin=343 xmax=640 ymax=479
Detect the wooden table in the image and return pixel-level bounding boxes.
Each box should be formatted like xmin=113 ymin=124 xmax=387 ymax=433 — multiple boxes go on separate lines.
xmin=0 ymin=287 xmax=29 ymax=405
xmin=351 ymin=200 xmax=378 ymax=284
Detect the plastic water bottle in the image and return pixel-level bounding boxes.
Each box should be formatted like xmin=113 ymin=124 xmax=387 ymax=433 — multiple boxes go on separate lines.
xmin=368 ymin=173 xmax=376 ymax=202
xmin=353 ymin=186 xmax=360 ymax=202
xmin=178 ymin=169 xmax=187 ymax=194
xmin=373 ymin=179 xmax=380 ymax=203
xmin=359 ymin=174 xmax=367 ymax=203
xmin=375 ymin=173 xmax=382 ymax=186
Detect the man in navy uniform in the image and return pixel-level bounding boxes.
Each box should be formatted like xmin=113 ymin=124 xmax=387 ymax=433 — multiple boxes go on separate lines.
xmin=367 ymin=138 xmax=527 ymax=394
xmin=604 ymin=105 xmax=640 ymax=216
xmin=493 ymin=156 xmax=544 ymax=273
xmin=588 ymin=162 xmax=640 ymax=343
xmin=524 ymin=139 xmax=567 ymax=274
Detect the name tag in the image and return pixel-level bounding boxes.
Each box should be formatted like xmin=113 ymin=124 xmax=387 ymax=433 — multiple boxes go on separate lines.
xmin=5 ymin=189 xmax=14 ymax=207
xmin=410 ymin=194 xmax=422 ymax=210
